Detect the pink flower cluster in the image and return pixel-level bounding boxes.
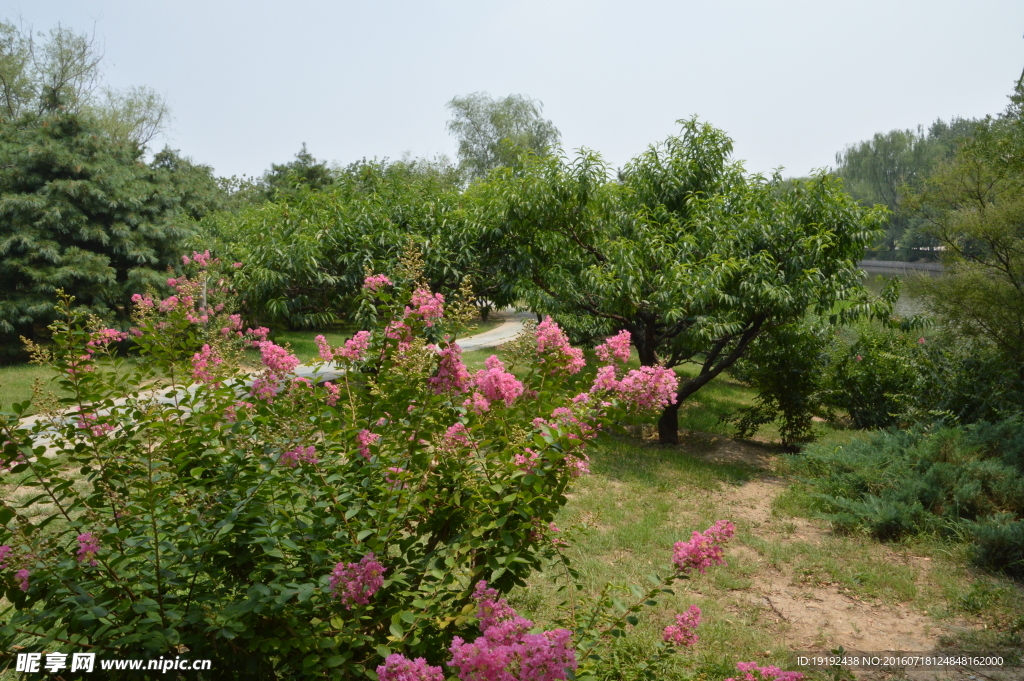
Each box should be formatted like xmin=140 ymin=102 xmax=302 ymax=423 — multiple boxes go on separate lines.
xmin=337 ymin=331 xmax=371 ymax=362
xmin=672 ymin=520 xmax=736 ymax=575
xmin=279 ymin=445 xmax=318 ymax=468
xmin=76 ymin=532 xmax=100 ymax=566
xmin=430 ymin=344 xmax=471 ymax=394
xmin=662 ymin=605 xmax=701 ymax=647
xmin=440 ymin=423 xmax=471 ymax=452
xmin=1 ymin=452 xmax=27 ymax=473
xmin=466 ymin=356 xmax=524 ymax=412
xmin=256 ymin=341 xmax=300 ymax=375
xmin=131 ymin=293 xmax=154 ymax=309
xmin=386 ymin=321 xmax=414 ymax=353
xmin=324 ymin=382 xmax=341 ymax=407
xmin=86 ymin=328 xmax=128 ymax=350
xmin=376 ymin=654 xmax=444 ymax=681
xmin=726 ymin=662 xmax=804 ymax=681
xmin=614 ymin=366 xmax=678 ymax=412
xmin=76 ymin=412 xmax=114 ymax=437
xmin=595 ymin=330 xmax=632 ymax=364
xmin=364 ymin=274 xmax=393 ymax=292
xmin=182 ymin=250 xmax=215 ymax=267
xmin=406 ymin=289 xmax=445 ymax=327
xmin=535 ymin=317 xmax=585 ymax=375
xmin=223 ymin=401 xmax=254 ymax=423
xmin=191 ymin=344 xmax=224 ymax=383
xmin=514 ymin=448 xmax=541 ymax=474
xmin=0 ymin=545 xmax=27 ymax=591
xmin=357 ymin=429 xmax=380 ymax=460
xmin=447 ymin=581 xmax=577 ymax=681
xmin=329 ymin=553 xmax=386 ymax=609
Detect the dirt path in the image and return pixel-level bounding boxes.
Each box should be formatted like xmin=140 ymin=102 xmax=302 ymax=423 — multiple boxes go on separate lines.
xmin=684 ymin=434 xmax=1024 ymax=680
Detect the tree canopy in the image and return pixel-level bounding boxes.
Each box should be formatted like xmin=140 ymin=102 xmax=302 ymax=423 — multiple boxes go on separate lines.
xmin=0 ymin=109 xmax=221 ymax=359
xmin=475 ymin=119 xmax=889 ymax=443
xmin=446 ymin=92 xmax=561 ymax=181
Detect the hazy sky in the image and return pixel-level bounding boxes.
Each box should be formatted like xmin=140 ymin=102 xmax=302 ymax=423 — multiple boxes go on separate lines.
xmin=7 ymin=1 xmax=1024 ymax=179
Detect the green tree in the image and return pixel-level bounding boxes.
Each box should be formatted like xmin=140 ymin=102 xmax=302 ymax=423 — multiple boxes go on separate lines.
xmin=0 ymin=19 xmax=169 ymax=148
xmin=905 ymin=81 xmax=1024 ymax=379
xmin=0 ymin=109 xmax=208 ymax=359
xmin=262 ymin=143 xmax=335 ymax=201
xmin=446 ymin=92 xmax=561 ymax=181
xmin=834 ymin=118 xmax=977 ymax=257
xmin=478 ymin=119 xmax=888 ymax=443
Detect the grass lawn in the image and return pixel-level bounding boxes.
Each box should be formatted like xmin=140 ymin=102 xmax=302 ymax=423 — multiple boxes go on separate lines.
xmin=509 ymin=427 xmax=1024 ymax=678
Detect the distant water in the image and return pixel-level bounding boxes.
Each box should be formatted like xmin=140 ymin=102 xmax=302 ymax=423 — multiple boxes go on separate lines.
xmin=861 ymin=265 xmax=938 ymax=318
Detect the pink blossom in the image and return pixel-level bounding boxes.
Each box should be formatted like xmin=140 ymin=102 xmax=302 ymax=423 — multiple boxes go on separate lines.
xmin=595 ymin=330 xmax=632 ymax=365
xmin=337 ymin=330 xmax=371 ymax=362
xmin=376 ymin=654 xmax=444 ymax=681
xmin=314 ymin=335 xmax=333 ymax=362
xmin=191 ymin=344 xmax=223 ymax=383
xmin=590 ymin=365 xmax=620 ymax=393
xmin=256 ymin=341 xmax=300 ymax=374
xmin=249 ymin=377 xmax=277 ymax=402
xmin=464 ymin=392 xmax=491 ymax=414
xmin=473 ymin=356 xmax=524 ymax=406
xmin=535 ymin=317 xmax=585 ymax=375
xmin=385 ymin=321 xmax=413 ymax=353
xmin=726 ymin=662 xmax=805 ymax=681
xmin=329 ymin=553 xmax=386 ymax=608
xmin=563 ymin=454 xmax=590 ymax=477
xmin=855 ymin=354 xmax=863 ymax=361
xmin=76 ymin=412 xmax=114 ymax=437
xmin=279 ymin=445 xmax=318 ymax=468
xmin=324 ymin=382 xmax=341 ymax=407
xmin=406 ymin=288 xmax=445 ymax=327
xmin=186 ymin=250 xmax=212 ymax=267
xmin=76 ymin=532 xmax=100 ymax=566
xmin=363 ymin=274 xmax=392 ymax=292
xmin=662 ymin=605 xmax=701 ymax=647
xmin=918 ymin=337 xmax=926 ymax=345
xmin=441 ymin=423 xmax=471 ymax=451
xmin=430 ymin=343 xmax=470 ymax=394
xmin=224 ymin=401 xmax=254 ymax=423
xmin=232 ymin=262 xmax=243 ymax=269
xmin=385 ymin=466 xmax=406 ymax=489
xmin=357 ymin=429 xmax=380 ymax=460
xmin=247 ymin=327 xmax=270 ymax=342
xmin=0 ymin=452 xmax=26 ymax=473
xmin=87 ymin=328 xmax=128 ymax=349
xmin=0 ymin=544 xmax=11 ymax=569
xmin=158 ymin=296 xmax=179 ymax=312
xmin=449 ymin=582 xmax=578 ymax=681
xmin=15 ymin=568 xmax=29 ymax=591
xmin=616 ymin=366 xmax=678 ymax=412
xmin=672 ymin=520 xmax=736 ymax=575
xmin=514 ymin=448 xmax=541 ymax=474
xmin=131 ymin=293 xmax=154 ymax=309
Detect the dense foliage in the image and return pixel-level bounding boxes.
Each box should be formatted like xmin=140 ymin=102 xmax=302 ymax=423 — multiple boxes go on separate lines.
xmin=0 ymin=260 xmax=712 ymax=679
xmin=791 ymin=421 xmax=1024 ymax=577
xmin=474 ymin=119 xmax=890 ymax=443
xmin=0 ymin=108 xmax=222 ymax=361
xmin=834 ymin=117 xmax=977 ymax=258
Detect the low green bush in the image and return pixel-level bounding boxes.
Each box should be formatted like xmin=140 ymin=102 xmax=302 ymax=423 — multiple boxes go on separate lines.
xmin=791 ymin=421 xmax=1024 ymax=577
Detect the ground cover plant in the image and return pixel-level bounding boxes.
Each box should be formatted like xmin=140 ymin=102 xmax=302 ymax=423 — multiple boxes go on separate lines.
xmin=785 ymin=421 xmax=1024 ymax=578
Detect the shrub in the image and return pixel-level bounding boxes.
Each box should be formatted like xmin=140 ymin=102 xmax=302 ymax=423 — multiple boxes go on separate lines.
xmin=0 ymin=260 xmax=684 ymax=678
xmin=791 ymin=421 xmax=1024 ymax=576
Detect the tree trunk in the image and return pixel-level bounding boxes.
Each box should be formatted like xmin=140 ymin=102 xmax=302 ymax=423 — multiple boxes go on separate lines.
xmin=658 ymin=401 xmax=680 ymax=445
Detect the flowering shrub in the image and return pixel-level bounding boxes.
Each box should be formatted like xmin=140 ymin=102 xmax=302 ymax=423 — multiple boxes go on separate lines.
xmin=0 ymin=261 xmax=686 ymax=679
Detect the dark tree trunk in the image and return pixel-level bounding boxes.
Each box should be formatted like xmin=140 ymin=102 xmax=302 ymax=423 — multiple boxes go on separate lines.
xmin=658 ymin=401 xmax=680 ymax=445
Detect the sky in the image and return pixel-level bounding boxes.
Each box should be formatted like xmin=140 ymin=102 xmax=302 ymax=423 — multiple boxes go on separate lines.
xmin=7 ymin=1 xmax=1024 ymax=179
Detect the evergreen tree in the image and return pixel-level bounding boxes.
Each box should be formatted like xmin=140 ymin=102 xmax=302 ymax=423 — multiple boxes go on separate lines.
xmin=0 ymin=108 xmax=209 ymax=359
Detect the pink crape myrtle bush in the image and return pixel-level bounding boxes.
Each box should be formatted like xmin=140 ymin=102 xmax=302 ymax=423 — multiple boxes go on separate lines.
xmin=0 ymin=266 xmax=724 ymax=680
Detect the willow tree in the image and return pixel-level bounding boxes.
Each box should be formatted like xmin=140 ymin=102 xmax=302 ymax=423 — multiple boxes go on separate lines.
xmin=479 ymin=119 xmax=888 ymax=443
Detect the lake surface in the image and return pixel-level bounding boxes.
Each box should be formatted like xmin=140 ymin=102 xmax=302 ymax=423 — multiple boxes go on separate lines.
xmin=861 ymin=265 xmax=938 ymax=317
